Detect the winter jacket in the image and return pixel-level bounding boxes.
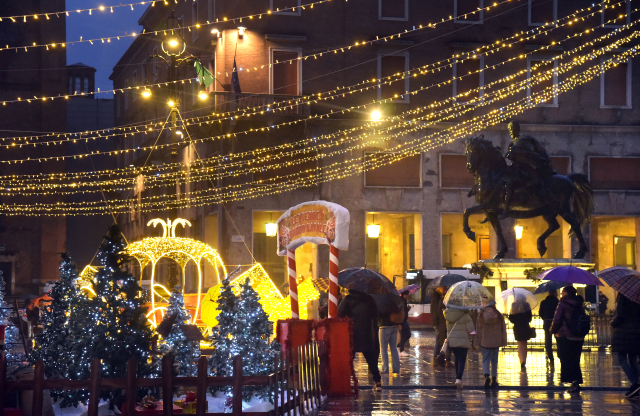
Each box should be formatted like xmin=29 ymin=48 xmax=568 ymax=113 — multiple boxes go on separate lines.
xmin=378 ymin=312 xmax=397 ymax=328
xmin=337 ymin=291 xmax=379 ymax=354
xmin=431 ymin=292 xmax=447 ymax=340
xmin=539 ymin=295 xmax=559 ymax=331
xmin=509 ymin=310 xmax=533 ymax=341
xmin=444 ymin=308 xmax=475 ymax=349
xmin=611 ymin=294 xmax=640 ymax=355
xmin=550 ymin=294 xmax=584 ymax=340
xmin=475 ymin=305 xmax=508 ymax=349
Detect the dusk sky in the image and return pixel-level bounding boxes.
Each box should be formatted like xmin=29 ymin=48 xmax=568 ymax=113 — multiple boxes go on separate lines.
xmin=66 ymin=0 xmax=143 ymax=93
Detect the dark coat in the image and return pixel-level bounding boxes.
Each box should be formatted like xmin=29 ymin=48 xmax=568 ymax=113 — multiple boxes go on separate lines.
xmin=550 ymin=295 xmax=583 ymax=340
xmin=611 ymin=295 xmax=640 ymax=355
xmin=431 ymin=292 xmax=447 ymax=340
xmin=508 ymin=310 xmax=532 ymax=341
xmin=337 ymin=291 xmax=379 ymax=354
xmin=539 ymin=295 xmax=559 ymax=330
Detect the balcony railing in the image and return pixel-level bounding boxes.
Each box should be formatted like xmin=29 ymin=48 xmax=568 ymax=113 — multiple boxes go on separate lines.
xmin=212 ymin=92 xmax=309 ymax=116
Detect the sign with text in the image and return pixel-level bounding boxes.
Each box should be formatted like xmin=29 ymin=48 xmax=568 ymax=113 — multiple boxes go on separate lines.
xmin=276 ymin=201 xmax=350 ymax=256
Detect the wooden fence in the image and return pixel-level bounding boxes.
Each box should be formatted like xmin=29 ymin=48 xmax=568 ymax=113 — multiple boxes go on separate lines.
xmin=0 ymin=341 xmax=323 ymax=416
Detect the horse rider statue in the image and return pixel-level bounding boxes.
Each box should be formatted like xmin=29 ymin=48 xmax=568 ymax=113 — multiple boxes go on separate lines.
xmin=501 ymin=120 xmax=556 ymax=218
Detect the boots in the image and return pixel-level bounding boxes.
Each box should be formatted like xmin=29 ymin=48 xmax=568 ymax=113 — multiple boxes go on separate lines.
xmin=484 ymin=374 xmax=491 ymax=389
xmin=491 ymin=377 xmax=499 ymax=388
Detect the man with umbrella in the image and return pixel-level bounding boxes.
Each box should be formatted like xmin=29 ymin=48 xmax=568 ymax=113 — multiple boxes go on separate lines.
xmin=539 ymin=289 xmax=559 ymax=368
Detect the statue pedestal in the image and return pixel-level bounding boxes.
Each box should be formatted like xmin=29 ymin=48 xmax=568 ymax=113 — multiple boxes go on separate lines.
xmin=471 ymin=258 xmax=595 ymax=294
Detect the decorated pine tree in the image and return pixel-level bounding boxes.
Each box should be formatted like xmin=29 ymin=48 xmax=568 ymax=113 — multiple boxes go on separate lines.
xmin=235 ymin=278 xmax=275 ymax=400
xmin=30 ymin=253 xmax=81 ymax=385
xmin=158 ymin=285 xmax=198 ymax=376
xmin=0 ymin=271 xmax=25 ymax=369
xmin=208 ymin=278 xmax=240 ymax=398
xmin=66 ymin=225 xmax=156 ymax=408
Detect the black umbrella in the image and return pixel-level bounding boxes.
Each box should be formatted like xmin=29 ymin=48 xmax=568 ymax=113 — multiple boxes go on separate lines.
xmin=371 ymin=293 xmax=404 ymax=314
xmin=338 ymin=267 xmax=398 ymax=295
xmin=426 ymin=273 xmax=467 ymax=295
xmin=534 ymin=280 xmax=569 ymax=294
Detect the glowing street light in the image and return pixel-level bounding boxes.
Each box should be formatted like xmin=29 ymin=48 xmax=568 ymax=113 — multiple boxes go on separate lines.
xmin=371 ymin=110 xmax=382 ymax=121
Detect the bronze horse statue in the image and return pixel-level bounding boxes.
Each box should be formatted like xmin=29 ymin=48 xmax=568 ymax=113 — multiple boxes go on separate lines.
xmin=463 ymin=135 xmax=593 ymax=259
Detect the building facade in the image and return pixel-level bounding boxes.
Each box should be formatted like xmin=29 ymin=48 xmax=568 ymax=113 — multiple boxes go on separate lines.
xmin=111 ymin=0 xmax=640 ymax=311
xmin=0 ymin=1 xmax=67 ymax=295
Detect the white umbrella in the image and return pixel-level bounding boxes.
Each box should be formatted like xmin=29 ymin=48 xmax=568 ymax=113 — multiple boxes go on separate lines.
xmin=443 ymin=281 xmax=494 ymax=310
xmin=495 ymin=288 xmax=538 ymax=314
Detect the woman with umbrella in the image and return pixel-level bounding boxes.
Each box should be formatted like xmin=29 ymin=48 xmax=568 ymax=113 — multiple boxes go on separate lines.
xmin=503 ymin=290 xmax=536 ymax=372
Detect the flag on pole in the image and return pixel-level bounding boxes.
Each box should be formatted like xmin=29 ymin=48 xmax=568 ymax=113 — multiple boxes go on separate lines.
xmin=194 ymin=60 xmax=215 ymax=92
xmin=231 ymin=58 xmax=242 ymax=94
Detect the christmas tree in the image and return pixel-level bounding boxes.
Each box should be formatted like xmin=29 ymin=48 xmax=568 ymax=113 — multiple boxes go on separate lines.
xmin=234 ymin=278 xmax=275 ymax=400
xmin=208 ymin=277 xmax=239 ymax=400
xmin=66 ymin=225 xmax=157 ymax=408
xmin=0 ymin=271 xmax=26 ymax=370
xmin=29 ymin=253 xmax=81 ymax=392
xmin=158 ymin=285 xmax=198 ymax=376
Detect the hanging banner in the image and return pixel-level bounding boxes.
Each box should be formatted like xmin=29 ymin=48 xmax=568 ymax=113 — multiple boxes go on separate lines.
xmin=276 ymin=201 xmax=350 ymax=256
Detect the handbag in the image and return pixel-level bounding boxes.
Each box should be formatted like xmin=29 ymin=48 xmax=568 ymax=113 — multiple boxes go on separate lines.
xmin=529 ymin=326 xmax=537 ymax=339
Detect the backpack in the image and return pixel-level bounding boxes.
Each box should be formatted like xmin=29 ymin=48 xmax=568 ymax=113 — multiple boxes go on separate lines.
xmin=390 ymin=309 xmax=405 ymax=324
xmin=567 ymin=305 xmax=591 ymax=338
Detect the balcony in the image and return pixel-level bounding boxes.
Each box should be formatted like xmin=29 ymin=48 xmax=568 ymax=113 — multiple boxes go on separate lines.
xmin=212 ymin=91 xmax=310 ymax=116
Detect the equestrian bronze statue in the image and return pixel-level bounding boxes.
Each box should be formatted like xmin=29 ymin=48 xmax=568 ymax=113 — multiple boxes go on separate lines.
xmin=463 ymin=121 xmax=593 ymax=259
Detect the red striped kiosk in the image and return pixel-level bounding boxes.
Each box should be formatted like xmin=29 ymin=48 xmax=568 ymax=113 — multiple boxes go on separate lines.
xmin=275 ymin=201 xmax=355 ymax=396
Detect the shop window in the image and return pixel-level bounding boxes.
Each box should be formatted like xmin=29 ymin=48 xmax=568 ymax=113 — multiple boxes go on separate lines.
xmin=379 ymin=0 xmax=408 ymax=20
xmin=366 ymin=212 xmax=422 ymax=278
xmin=271 ymin=0 xmax=302 ymax=15
xmin=442 ymin=234 xmax=452 ymax=268
xmin=529 ymin=0 xmax=556 ymax=26
xmin=614 ymin=236 xmax=636 ymax=268
xmin=454 ymin=57 xmax=483 ymax=104
xmin=478 ymin=236 xmax=491 ymax=260
xmin=271 ymin=49 xmax=301 ymax=95
xmin=454 ymin=0 xmax=483 ymax=23
xmin=589 ymin=157 xmax=640 ymax=190
xmin=364 ymin=152 xmax=421 ymax=187
xmin=440 ymin=154 xmax=475 ymax=188
xmin=527 ymin=57 xmax=558 ymax=107
xmin=601 ymin=58 xmax=631 ymax=108
xmin=603 ymin=0 xmax=630 ymax=27
xmin=366 ymin=236 xmax=380 ymax=271
xmin=546 ymin=234 xmax=563 ymax=258
xmin=378 ymin=53 xmax=409 ymax=102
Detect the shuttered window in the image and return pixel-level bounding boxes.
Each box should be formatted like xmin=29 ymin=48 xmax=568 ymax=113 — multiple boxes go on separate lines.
xmin=589 ymin=157 xmax=640 ymax=190
xmin=455 ymin=0 xmax=482 ymax=22
xmin=380 ymin=0 xmax=407 ymax=20
xmin=602 ymin=61 xmax=630 ymax=107
xmin=379 ymin=55 xmax=408 ymax=101
xmin=272 ymin=50 xmax=300 ymax=95
xmin=529 ymin=0 xmax=556 ymax=25
xmin=440 ymin=154 xmax=475 ymax=188
xmin=454 ymin=58 xmax=482 ymax=103
xmin=365 ymin=153 xmax=421 ymax=187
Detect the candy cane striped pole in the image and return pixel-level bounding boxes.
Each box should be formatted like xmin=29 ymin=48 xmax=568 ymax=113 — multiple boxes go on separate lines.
xmin=329 ymin=244 xmax=339 ymax=318
xmin=288 ymin=249 xmax=299 ymax=319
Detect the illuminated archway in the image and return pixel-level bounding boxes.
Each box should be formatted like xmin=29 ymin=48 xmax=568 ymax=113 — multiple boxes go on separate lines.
xmin=125 ymin=218 xmax=227 ymax=325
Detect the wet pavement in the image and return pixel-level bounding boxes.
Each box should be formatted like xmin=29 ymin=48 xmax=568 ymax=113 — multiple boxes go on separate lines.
xmin=310 ymin=330 xmax=640 ymax=415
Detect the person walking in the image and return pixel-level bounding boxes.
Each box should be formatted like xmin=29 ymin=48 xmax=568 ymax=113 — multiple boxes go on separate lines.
xmin=444 ymin=307 xmax=475 ymax=390
xmin=508 ymin=296 xmax=533 ymax=372
xmin=378 ymin=306 xmax=401 ymax=375
xmin=611 ymin=292 xmax=640 ymax=399
xmin=475 ymin=303 xmax=508 ymax=388
xmin=539 ymin=289 xmax=559 ymax=368
xmin=433 ymin=287 xmax=453 ymax=366
xmin=550 ymin=285 xmax=586 ymax=393
xmin=337 ymin=289 xmax=382 ymax=390
xmin=397 ymin=292 xmax=412 ymax=356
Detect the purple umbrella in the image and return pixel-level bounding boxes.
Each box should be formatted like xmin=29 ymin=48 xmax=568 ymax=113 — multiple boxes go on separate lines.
xmin=538 ymin=265 xmax=603 ymax=286
xmin=398 ymin=284 xmax=420 ymax=295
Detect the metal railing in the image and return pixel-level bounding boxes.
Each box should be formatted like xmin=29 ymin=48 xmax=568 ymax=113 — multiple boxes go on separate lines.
xmin=0 ymin=341 xmax=322 ymax=416
xmin=504 ymin=313 xmax=613 ymax=349
xmin=212 ymin=92 xmax=310 ymax=116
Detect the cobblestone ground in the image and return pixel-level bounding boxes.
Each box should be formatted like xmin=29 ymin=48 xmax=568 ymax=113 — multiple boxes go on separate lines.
xmin=309 ymin=330 xmax=640 ymax=415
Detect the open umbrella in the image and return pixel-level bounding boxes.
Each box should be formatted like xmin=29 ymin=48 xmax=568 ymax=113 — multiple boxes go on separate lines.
xmin=495 ymin=288 xmax=539 ymax=314
xmin=426 ymin=273 xmax=467 ymax=295
xmin=443 ymin=281 xmax=494 ymax=310
xmin=338 ymin=267 xmax=398 ymax=295
xmin=371 ymin=293 xmax=404 ymax=314
xmin=533 ymin=280 xmax=569 ymax=295
xmin=599 ymin=267 xmax=640 ymax=304
xmin=538 ymin=265 xmax=603 ymax=286
xmin=398 ymin=284 xmax=420 ymax=295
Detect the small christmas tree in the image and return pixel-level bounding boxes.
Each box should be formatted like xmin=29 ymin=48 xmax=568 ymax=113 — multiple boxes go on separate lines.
xmin=158 ymin=285 xmax=198 ymax=376
xmin=66 ymin=225 xmax=156 ymax=408
xmin=235 ymin=278 xmax=275 ymax=400
xmin=208 ymin=278 xmax=239 ymax=399
xmin=30 ymin=253 xmax=81 ymax=390
xmin=0 ymin=271 xmax=25 ymax=369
